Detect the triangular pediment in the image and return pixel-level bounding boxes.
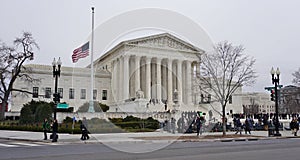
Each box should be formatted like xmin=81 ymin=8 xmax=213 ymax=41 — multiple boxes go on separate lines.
xmin=124 ymin=33 xmax=202 ymax=52
xmin=95 ymin=33 xmax=204 ymax=66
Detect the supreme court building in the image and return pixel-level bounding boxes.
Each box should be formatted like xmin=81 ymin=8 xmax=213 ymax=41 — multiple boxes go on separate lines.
xmin=11 ymin=33 xmax=243 ymax=120
xmin=95 ymin=33 xmax=208 ymax=112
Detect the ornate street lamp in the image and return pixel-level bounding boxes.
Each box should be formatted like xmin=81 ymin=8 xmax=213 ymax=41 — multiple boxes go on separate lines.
xmin=270 ymin=67 xmax=281 ymax=136
xmin=52 ymin=57 xmax=62 ymax=120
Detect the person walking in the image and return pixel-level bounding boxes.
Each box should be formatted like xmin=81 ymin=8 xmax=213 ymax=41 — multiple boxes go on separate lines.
xmin=42 ymin=118 xmax=50 ymax=140
xmin=80 ymin=121 xmax=89 ymax=140
xmin=51 ymin=119 xmax=58 ymax=142
xmin=234 ymin=118 xmax=242 ymax=134
xmin=80 ymin=117 xmax=89 ymax=140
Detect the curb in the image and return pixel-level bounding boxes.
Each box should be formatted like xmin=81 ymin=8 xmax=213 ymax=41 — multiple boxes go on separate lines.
xmin=0 ymin=137 xmax=47 ymax=143
xmin=1 ymin=135 xmax=299 ymax=144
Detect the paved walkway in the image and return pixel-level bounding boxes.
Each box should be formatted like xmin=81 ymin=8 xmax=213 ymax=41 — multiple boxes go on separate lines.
xmin=0 ymin=129 xmax=298 ymax=144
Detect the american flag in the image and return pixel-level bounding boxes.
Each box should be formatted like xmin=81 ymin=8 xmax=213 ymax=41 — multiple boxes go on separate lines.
xmin=72 ymin=42 xmax=89 ymax=63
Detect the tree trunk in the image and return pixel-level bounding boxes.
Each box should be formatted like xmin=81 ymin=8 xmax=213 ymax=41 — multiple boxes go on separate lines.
xmin=0 ymin=100 xmax=7 ymax=120
xmin=222 ymin=105 xmax=226 ymax=136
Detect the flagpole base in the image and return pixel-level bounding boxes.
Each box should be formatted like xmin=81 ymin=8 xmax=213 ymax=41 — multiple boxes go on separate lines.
xmin=88 ymin=101 xmax=95 ymax=113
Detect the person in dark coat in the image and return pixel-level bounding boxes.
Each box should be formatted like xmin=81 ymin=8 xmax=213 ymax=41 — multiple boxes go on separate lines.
xmin=42 ymin=118 xmax=50 ymax=140
xmin=290 ymin=117 xmax=299 ymax=136
xmin=80 ymin=117 xmax=89 ymax=140
xmin=51 ymin=119 xmax=58 ymax=142
xmin=195 ymin=116 xmax=201 ymax=136
xmin=245 ymin=117 xmax=252 ymax=134
xmin=80 ymin=122 xmax=89 ymax=140
xmin=234 ymin=118 xmax=242 ymax=134
xmin=195 ymin=113 xmax=205 ymax=136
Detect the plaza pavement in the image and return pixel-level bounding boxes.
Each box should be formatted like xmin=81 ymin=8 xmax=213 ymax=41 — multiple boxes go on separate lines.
xmin=0 ymin=129 xmax=299 ymax=144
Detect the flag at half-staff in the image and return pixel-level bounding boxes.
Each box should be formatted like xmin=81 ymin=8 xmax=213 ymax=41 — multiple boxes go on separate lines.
xmin=72 ymin=42 xmax=89 ymax=63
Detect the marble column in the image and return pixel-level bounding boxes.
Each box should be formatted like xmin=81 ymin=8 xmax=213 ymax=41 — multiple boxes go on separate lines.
xmin=145 ymin=57 xmax=151 ymax=100
xmin=123 ymin=55 xmax=129 ymax=101
xmin=111 ymin=60 xmax=116 ymax=102
xmin=177 ymin=60 xmax=182 ymax=104
xmin=186 ymin=60 xmax=192 ymax=105
xmin=196 ymin=61 xmax=200 ymax=104
xmin=156 ymin=58 xmax=162 ymax=103
xmin=167 ymin=59 xmax=173 ymax=105
xmin=196 ymin=61 xmax=200 ymax=76
xmin=117 ymin=58 xmax=122 ymax=102
xmin=135 ymin=56 xmax=141 ymax=92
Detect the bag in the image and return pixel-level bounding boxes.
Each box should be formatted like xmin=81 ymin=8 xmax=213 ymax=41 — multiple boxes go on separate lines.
xmin=50 ymin=134 xmax=59 ymax=140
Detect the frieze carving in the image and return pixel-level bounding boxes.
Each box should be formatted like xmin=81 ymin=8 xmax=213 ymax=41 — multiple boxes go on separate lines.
xmin=128 ymin=36 xmax=198 ymax=52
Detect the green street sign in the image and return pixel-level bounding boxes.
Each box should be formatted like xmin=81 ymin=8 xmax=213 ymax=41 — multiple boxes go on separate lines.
xmin=57 ymin=103 xmax=69 ymax=109
xmin=264 ymin=85 xmax=283 ymax=91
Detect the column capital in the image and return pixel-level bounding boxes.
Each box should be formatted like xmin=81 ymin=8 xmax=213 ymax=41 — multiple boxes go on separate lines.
xmin=156 ymin=57 xmax=163 ymax=62
xmin=135 ymin=55 xmax=141 ymax=59
xmin=145 ymin=56 xmax=152 ymax=63
xmin=177 ymin=59 xmax=183 ymax=64
xmin=122 ymin=54 xmax=130 ymax=60
xmin=167 ymin=58 xmax=173 ymax=62
xmin=186 ymin=60 xmax=192 ymax=65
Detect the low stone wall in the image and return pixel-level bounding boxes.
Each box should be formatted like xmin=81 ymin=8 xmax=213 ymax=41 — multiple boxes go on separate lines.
xmin=56 ymin=112 xmax=171 ymax=123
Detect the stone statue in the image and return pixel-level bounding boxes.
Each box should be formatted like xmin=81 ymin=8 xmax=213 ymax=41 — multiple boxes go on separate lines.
xmin=136 ymin=89 xmax=144 ymax=99
xmin=173 ymin=89 xmax=178 ymax=104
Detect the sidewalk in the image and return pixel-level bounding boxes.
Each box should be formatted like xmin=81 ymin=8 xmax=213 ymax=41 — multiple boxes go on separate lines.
xmin=0 ymin=129 xmax=298 ymax=144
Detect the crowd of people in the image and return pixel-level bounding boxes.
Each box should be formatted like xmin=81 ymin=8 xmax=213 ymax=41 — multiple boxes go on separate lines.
xmin=42 ymin=113 xmax=300 ymax=141
xmin=233 ymin=117 xmax=254 ymax=135
xmin=233 ymin=115 xmax=300 ymax=136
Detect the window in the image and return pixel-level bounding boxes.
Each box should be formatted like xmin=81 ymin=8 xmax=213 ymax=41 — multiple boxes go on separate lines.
xmin=32 ymin=87 xmax=39 ymax=98
xmin=81 ymin=89 xmax=86 ymax=99
xmin=45 ymin=87 xmax=51 ymax=98
xmin=93 ymin=89 xmax=97 ymax=100
xmin=69 ymin=88 xmax=75 ymax=99
xmin=58 ymin=88 xmax=63 ymax=99
xmin=102 ymin=90 xmax=107 ymax=100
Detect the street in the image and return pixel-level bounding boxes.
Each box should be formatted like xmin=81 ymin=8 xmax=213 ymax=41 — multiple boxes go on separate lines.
xmin=0 ymin=138 xmax=299 ymax=160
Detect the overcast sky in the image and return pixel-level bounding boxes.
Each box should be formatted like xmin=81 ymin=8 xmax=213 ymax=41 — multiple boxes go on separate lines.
xmin=1 ymin=0 xmax=299 ymax=93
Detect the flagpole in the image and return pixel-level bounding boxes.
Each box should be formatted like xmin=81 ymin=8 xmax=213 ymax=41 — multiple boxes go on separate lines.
xmin=88 ymin=7 xmax=95 ymax=113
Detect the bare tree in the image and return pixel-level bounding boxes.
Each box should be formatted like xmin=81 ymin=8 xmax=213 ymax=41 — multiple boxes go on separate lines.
xmin=292 ymin=68 xmax=300 ymax=86
xmin=0 ymin=32 xmax=39 ymax=120
xmin=196 ymin=41 xmax=257 ymax=136
xmin=282 ymin=92 xmax=300 ymax=114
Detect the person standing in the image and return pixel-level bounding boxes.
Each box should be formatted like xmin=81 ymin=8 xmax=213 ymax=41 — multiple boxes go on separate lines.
xmin=290 ymin=117 xmax=299 ymax=136
xmin=234 ymin=118 xmax=242 ymax=134
xmin=245 ymin=117 xmax=252 ymax=134
xmin=195 ymin=114 xmax=204 ymax=136
xmin=51 ymin=119 xmax=58 ymax=142
xmin=195 ymin=115 xmax=201 ymax=136
xmin=42 ymin=118 xmax=50 ymax=140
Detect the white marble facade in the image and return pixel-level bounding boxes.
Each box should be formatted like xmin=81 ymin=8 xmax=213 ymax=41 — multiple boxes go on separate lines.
xmin=95 ymin=33 xmax=204 ymax=111
xmin=11 ymin=64 xmax=111 ymax=112
xmin=11 ymin=33 xmax=244 ymax=118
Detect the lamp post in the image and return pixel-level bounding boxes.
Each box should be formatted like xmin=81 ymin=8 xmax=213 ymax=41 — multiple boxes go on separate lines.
xmin=52 ymin=57 xmax=62 ymax=120
xmin=270 ymin=67 xmax=281 ymax=136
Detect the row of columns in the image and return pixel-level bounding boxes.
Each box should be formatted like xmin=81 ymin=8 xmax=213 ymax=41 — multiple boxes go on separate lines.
xmin=111 ymin=55 xmax=199 ymax=106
